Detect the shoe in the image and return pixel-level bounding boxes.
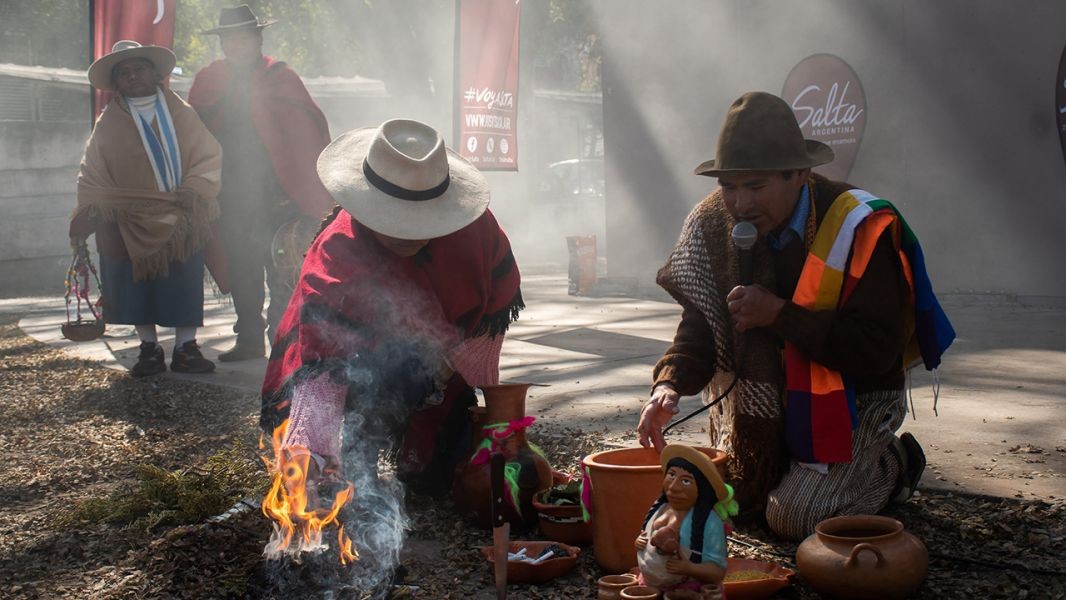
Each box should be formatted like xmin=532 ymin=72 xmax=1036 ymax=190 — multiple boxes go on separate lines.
xmin=171 ymin=340 xmax=216 ymax=374
xmin=131 ymin=342 xmax=166 ymax=377
xmin=890 ymin=432 xmax=926 ymax=503
xmin=218 ymin=340 xmax=265 ymax=362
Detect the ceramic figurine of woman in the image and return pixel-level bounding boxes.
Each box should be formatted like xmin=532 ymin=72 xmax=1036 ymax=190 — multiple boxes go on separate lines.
xmin=634 ymin=444 xmax=738 ymax=598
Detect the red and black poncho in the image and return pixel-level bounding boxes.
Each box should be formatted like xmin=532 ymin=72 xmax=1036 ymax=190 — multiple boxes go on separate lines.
xmin=260 ymin=207 xmax=523 ymax=439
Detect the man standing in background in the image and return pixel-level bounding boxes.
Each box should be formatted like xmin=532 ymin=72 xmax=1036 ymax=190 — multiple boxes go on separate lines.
xmin=189 ymin=4 xmax=333 ymax=361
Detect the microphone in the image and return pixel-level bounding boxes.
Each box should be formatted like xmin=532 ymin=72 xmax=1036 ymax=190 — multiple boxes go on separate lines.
xmin=731 ymin=221 xmax=758 ymax=285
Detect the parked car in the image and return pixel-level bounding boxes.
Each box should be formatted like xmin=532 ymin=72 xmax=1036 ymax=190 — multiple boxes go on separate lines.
xmin=541 ymin=158 xmax=604 ymax=200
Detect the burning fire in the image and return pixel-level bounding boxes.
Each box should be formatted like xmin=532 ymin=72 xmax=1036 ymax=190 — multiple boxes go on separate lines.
xmin=261 ymin=419 xmax=358 ymax=565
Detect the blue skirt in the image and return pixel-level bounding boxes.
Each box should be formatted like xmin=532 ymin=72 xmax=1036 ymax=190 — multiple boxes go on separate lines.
xmin=100 ymin=252 xmax=205 ymax=327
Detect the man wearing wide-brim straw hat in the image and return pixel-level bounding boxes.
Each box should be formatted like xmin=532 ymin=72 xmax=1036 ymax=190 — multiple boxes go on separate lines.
xmin=72 ymin=41 xmax=227 ymax=377
xmin=638 ymin=91 xmax=955 ymax=540
xmin=189 ymin=4 xmax=333 ymax=363
xmin=259 ymin=119 xmax=524 ymax=586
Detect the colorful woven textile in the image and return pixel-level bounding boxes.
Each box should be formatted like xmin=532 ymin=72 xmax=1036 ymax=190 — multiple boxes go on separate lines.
xmin=785 ymin=189 xmax=954 ymax=463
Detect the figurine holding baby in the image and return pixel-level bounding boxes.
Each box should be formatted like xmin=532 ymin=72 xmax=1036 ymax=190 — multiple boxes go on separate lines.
xmin=635 ymin=444 xmax=738 ymax=599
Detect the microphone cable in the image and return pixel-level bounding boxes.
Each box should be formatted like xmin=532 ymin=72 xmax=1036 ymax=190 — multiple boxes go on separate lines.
xmin=663 ymin=220 xmax=756 ymax=436
xmin=662 ymin=333 xmax=748 ymax=436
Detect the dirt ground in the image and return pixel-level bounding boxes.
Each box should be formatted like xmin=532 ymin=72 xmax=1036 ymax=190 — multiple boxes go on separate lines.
xmin=0 ymin=317 xmax=1064 ymax=599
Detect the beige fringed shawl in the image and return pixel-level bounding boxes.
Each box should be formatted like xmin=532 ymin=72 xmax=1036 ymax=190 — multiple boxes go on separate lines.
xmin=75 ymin=89 xmax=221 ymax=281
xmin=656 ymin=192 xmax=789 ymax=518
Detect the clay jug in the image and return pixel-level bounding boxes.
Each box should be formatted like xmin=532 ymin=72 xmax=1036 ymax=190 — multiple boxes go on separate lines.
xmin=796 ymin=514 xmax=928 ymax=599
xmin=597 ymin=574 xmax=638 ymax=600
xmin=452 ymin=384 xmax=553 ymax=529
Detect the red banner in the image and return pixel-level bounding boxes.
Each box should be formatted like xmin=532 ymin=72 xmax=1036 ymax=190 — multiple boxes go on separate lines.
xmin=456 ymin=0 xmax=520 ymax=171
xmin=91 ymin=0 xmax=177 ymax=120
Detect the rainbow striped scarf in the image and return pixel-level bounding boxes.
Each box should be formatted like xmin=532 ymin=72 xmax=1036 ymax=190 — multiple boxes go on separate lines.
xmin=785 ymin=189 xmax=954 ymax=464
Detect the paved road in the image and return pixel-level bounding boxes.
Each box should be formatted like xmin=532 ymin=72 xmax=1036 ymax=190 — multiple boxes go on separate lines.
xmin=11 ymin=273 xmax=1066 ymax=501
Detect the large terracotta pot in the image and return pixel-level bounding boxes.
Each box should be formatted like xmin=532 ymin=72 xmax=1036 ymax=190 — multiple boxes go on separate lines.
xmin=582 ymin=446 xmax=727 ymax=573
xmin=453 ymin=384 xmax=553 ymax=529
xmin=796 ymin=514 xmax=928 ymax=599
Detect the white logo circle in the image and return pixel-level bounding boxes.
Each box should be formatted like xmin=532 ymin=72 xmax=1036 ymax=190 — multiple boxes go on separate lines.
xmin=499 ymin=138 xmax=509 ymax=155
xmin=486 ymin=137 xmax=496 ymax=154
xmin=466 ymin=136 xmax=478 ymax=153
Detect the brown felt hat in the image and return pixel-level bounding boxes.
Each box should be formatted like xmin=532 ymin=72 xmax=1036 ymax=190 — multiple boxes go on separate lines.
xmin=694 ymin=91 xmax=834 ymax=177
xmin=201 ymin=5 xmax=278 ymax=35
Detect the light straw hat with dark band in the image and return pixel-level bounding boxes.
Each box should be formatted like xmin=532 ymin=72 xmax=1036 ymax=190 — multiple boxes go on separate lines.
xmin=694 ymin=91 xmax=834 ymax=177
xmin=201 ymin=4 xmax=278 ymax=35
xmin=87 ymin=40 xmax=176 ymax=92
xmin=317 ymin=119 xmax=490 ymax=240
xmin=660 ymin=444 xmax=731 ymax=505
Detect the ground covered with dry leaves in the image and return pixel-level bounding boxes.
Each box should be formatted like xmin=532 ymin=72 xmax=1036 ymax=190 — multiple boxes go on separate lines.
xmin=0 ymin=317 xmax=1064 ymax=599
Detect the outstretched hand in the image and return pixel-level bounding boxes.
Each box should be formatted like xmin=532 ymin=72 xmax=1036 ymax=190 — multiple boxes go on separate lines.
xmin=637 ymin=383 xmax=680 ymax=451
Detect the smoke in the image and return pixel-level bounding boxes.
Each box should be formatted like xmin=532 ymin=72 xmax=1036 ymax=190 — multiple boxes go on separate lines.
xmin=257 ymin=254 xmax=459 ymax=598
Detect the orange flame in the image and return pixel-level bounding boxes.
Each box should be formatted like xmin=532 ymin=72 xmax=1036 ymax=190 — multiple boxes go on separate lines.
xmin=260 ymin=419 xmax=359 ymax=564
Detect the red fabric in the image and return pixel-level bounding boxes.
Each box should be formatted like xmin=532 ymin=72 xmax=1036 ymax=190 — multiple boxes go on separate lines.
xmin=187 ymin=56 xmax=333 ymax=217
xmin=260 ymin=207 xmax=522 ymax=427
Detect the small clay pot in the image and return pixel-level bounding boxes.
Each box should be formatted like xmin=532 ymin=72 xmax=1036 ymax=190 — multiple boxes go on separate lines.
xmin=478 ymin=540 xmax=579 ymax=584
xmin=796 ymin=514 xmax=928 ymax=600
xmin=698 ymin=583 xmax=724 ymax=600
xmin=533 ymin=487 xmax=593 ymax=546
xmin=597 ymin=573 xmax=638 ymax=600
xmin=620 ymin=585 xmax=660 ymax=600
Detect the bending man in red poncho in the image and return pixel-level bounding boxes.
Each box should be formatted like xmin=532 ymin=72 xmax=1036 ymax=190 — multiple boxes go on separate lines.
xmin=260 ymin=119 xmax=523 ymax=584
xmin=189 ymin=5 xmax=334 ymax=361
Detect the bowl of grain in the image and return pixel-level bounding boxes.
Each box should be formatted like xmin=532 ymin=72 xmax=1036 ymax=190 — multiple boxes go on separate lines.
xmin=720 ymin=558 xmax=794 ymax=600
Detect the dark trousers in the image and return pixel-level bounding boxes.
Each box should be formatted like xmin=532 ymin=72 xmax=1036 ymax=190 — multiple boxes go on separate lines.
xmin=221 ymin=210 xmax=295 ymax=345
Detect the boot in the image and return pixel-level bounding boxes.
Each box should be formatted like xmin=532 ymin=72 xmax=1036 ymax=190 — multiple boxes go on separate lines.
xmin=218 ymin=337 xmax=265 ymax=362
xmin=131 ymin=342 xmax=166 ymax=377
xmin=890 ymin=432 xmax=926 ymax=503
xmin=171 ymin=340 xmax=216 ymax=374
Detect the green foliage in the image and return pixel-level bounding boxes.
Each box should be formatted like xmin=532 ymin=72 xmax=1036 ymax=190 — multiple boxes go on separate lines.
xmin=523 ymin=0 xmax=600 ymax=90
xmin=538 ymin=479 xmax=582 ymax=505
xmin=56 ymin=441 xmax=269 ymax=534
xmin=0 ymin=0 xmax=90 ymax=68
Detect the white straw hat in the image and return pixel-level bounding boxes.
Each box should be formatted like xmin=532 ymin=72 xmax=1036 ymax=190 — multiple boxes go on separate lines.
xmin=317 ymin=119 xmax=491 ymax=240
xmin=87 ymin=40 xmax=175 ymax=92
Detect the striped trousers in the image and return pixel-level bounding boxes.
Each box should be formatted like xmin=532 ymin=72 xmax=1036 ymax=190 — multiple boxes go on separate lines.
xmin=765 ymin=389 xmax=906 ymax=541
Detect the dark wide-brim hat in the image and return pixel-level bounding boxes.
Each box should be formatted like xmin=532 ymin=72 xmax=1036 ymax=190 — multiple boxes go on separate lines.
xmin=201 ymin=4 xmax=278 ymax=35
xmin=87 ymin=40 xmax=176 ymax=92
xmin=317 ymin=119 xmax=491 ymax=240
xmin=694 ymin=91 xmax=834 ymax=177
